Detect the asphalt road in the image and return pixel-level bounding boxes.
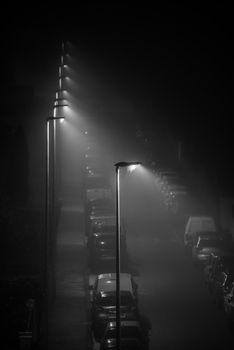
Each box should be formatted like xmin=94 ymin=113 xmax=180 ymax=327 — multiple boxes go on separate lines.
xmin=124 ymin=174 xmax=234 ymax=350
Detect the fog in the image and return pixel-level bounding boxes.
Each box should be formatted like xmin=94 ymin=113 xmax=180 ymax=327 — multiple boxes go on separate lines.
xmin=1 ymin=4 xmax=233 ymax=349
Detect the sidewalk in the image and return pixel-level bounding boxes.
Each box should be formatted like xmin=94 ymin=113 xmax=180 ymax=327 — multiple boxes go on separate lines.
xmin=48 ymin=204 xmax=89 ymax=350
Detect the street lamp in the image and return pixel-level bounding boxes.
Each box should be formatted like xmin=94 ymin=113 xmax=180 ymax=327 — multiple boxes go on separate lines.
xmin=114 ymin=161 xmax=141 ymax=350
xmin=54 ymin=98 xmax=69 ymax=108
xmin=45 ymin=116 xmax=65 ymax=347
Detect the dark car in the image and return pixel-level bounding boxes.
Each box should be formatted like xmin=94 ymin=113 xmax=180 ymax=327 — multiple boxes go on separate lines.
xmin=89 ymin=231 xmax=128 ymax=271
xmin=85 ymin=197 xmax=115 ymax=236
xmin=87 ymin=225 xmax=116 ymax=251
xmin=92 ymin=291 xmax=138 ymax=340
xmin=224 ymin=281 xmax=234 ymax=328
xmin=212 ymin=270 xmax=234 ymax=309
xmin=204 ymin=252 xmax=221 ymax=287
xmin=99 ymin=320 xmax=150 ymax=350
xmin=192 ymin=236 xmax=223 ymax=266
xmin=206 ymin=253 xmax=234 ymax=293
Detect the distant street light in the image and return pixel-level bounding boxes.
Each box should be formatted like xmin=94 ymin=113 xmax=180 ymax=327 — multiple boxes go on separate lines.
xmin=54 ymin=98 xmax=69 ymax=108
xmin=114 ymin=161 xmax=141 ymax=350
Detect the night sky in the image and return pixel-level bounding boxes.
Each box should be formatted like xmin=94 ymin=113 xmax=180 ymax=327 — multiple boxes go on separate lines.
xmin=1 ymin=2 xmax=233 ymax=192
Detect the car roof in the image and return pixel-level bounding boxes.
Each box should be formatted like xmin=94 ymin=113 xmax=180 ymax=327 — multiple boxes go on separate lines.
xmin=96 ymin=273 xmax=133 ymax=292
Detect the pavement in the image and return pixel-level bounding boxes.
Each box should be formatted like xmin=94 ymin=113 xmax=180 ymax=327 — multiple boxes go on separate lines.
xmin=47 ymin=203 xmax=90 ymax=350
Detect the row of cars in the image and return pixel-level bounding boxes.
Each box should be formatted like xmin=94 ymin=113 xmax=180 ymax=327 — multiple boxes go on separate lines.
xmin=85 ymin=188 xmax=151 ymax=349
xmin=153 ymin=167 xmax=189 ymax=213
xmin=89 ymin=273 xmax=150 ymax=349
xmin=85 ymin=191 xmax=126 ymax=273
xmin=184 ymin=215 xmax=234 ymax=329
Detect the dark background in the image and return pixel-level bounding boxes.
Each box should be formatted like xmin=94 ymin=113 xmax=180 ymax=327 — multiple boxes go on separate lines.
xmin=0 ymin=2 xmax=233 ymax=203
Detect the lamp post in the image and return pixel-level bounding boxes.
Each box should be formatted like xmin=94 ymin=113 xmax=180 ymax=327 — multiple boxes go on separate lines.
xmin=45 ymin=116 xmax=64 ymax=347
xmin=51 ymin=98 xmax=68 ymax=301
xmin=114 ymin=161 xmax=141 ymax=350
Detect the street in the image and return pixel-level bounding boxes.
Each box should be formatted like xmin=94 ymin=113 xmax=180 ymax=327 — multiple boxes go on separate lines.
xmin=1 ymin=4 xmax=233 ymax=350
xmin=47 ymin=173 xmax=234 ymax=349
xmin=125 ymin=173 xmax=234 ymax=349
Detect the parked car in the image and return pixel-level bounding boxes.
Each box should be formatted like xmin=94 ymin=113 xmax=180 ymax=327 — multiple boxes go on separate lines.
xmin=155 ymin=168 xmax=176 ymax=177
xmin=205 ymin=252 xmax=234 ymax=293
xmin=155 ymin=169 xmax=178 ymax=187
xmin=166 ymin=184 xmax=188 ymax=197
xmin=90 ymin=273 xmax=138 ymax=303
xmin=88 ymin=231 xmax=128 ymax=272
xmin=99 ymin=320 xmax=150 ymax=350
xmin=224 ymin=281 xmax=234 ymax=328
xmin=164 ymin=184 xmax=188 ymax=208
xmin=159 ymin=175 xmax=182 ymax=193
xmin=212 ymin=270 xmax=234 ymax=309
xmin=87 ymin=224 xmax=116 ymax=251
xmin=204 ymin=252 xmax=222 ymax=287
xmin=192 ymin=236 xmax=223 ymax=266
xmin=89 ymin=215 xmax=116 ymax=239
xmin=193 ymin=231 xmax=223 ymax=247
xmin=184 ymin=216 xmax=217 ymax=247
xmin=90 ymin=273 xmax=138 ymax=340
xmin=85 ymin=195 xmax=114 ymax=236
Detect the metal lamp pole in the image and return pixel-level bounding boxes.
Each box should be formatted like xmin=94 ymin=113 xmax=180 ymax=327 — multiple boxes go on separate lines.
xmin=44 ymin=41 xmax=67 ymax=348
xmin=114 ymin=161 xmax=141 ymax=350
xmin=45 ymin=116 xmax=65 ymax=347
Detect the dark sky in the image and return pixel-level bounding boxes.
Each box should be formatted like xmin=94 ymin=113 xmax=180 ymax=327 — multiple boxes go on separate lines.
xmin=1 ymin=2 xmax=233 ymax=179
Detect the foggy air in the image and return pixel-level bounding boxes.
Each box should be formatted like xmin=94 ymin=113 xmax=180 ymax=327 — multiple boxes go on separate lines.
xmin=0 ymin=3 xmax=233 ymax=350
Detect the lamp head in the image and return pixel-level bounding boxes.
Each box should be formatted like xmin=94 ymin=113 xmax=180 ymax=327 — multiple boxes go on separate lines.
xmin=47 ymin=116 xmax=65 ymax=122
xmin=115 ymin=161 xmax=142 ymax=168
